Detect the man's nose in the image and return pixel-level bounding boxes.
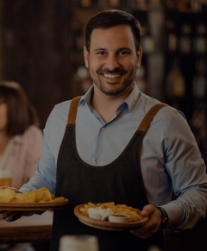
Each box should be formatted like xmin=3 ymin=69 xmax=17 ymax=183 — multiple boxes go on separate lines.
xmin=105 ymin=55 xmax=120 ymax=70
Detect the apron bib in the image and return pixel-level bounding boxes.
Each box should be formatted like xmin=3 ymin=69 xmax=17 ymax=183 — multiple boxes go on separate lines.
xmin=51 ymin=97 xmax=167 ymax=251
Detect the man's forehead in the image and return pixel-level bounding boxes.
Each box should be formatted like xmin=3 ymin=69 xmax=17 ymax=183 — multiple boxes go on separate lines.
xmin=89 ymin=25 xmax=136 ymax=50
xmin=90 ymin=24 xmax=132 ymax=35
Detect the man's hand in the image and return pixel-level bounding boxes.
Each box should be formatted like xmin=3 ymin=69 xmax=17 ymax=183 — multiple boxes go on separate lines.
xmin=130 ymin=204 xmax=162 ymax=239
xmin=0 ymin=186 xmax=20 ymax=193
xmin=0 ymin=211 xmax=25 ymax=222
xmin=0 ymin=186 xmax=24 ymax=222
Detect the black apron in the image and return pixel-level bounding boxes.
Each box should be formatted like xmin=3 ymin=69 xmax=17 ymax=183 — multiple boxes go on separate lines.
xmin=51 ymin=97 xmax=167 ymax=251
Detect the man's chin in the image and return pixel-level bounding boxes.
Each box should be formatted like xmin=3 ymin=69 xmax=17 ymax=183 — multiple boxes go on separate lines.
xmin=100 ymin=87 xmax=124 ymax=97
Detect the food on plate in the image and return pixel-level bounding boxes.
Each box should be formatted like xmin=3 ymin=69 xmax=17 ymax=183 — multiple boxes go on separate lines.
xmin=108 ymin=213 xmax=130 ymax=223
xmin=88 ymin=207 xmax=112 ymax=220
xmin=0 ymin=188 xmax=16 ymax=202
xmin=79 ymin=202 xmax=143 ymax=222
xmin=0 ymin=187 xmax=66 ymax=203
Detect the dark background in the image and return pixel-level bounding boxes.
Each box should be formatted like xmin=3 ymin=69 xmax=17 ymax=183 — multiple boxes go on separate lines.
xmin=1 ymin=0 xmax=74 ymax=127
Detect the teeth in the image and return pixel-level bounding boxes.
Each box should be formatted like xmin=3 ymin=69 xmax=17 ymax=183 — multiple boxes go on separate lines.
xmin=103 ymin=74 xmax=121 ymax=78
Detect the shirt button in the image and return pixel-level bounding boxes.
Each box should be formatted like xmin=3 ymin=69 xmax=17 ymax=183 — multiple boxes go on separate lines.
xmin=96 ymin=158 xmax=101 ymax=163
xmin=101 ymin=127 xmax=106 ymax=132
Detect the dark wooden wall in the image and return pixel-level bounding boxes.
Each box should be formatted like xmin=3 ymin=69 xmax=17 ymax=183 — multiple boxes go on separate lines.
xmin=1 ymin=0 xmax=78 ymax=127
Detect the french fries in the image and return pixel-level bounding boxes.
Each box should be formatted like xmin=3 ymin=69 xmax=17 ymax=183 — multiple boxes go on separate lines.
xmin=0 ymin=187 xmax=66 ymax=203
xmin=80 ymin=202 xmax=142 ymax=222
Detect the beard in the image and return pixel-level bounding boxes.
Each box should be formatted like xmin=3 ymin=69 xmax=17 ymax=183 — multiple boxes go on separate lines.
xmin=89 ymin=66 xmax=137 ymax=97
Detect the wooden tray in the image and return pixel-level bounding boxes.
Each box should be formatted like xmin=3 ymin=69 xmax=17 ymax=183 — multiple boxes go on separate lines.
xmin=0 ymin=199 xmax=69 ymax=211
xmin=74 ymin=204 xmax=148 ymax=231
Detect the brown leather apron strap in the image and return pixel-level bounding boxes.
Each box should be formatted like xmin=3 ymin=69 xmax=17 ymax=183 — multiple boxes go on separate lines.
xmin=67 ymin=96 xmax=81 ymax=125
xmin=138 ymin=103 xmax=168 ymax=132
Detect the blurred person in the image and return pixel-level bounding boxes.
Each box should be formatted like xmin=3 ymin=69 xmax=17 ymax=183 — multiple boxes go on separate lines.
xmin=1 ymin=10 xmax=207 ymax=251
xmin=0 ymin=81 xmax=44 ymax=251
xmin=0 ymin=81 xmax=44 ymax=189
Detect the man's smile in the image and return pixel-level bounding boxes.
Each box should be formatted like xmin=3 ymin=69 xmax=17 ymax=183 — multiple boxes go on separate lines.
xmin=103 ymin=73 xmax=121 ymax=79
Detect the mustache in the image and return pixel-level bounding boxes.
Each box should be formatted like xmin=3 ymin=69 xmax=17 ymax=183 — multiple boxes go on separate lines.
xmin=97 ymin=68 xmax=127 ymax=75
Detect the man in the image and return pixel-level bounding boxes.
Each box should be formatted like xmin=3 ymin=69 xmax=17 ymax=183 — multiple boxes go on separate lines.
xmin=1 ymin=10 xmax=207 ymax=251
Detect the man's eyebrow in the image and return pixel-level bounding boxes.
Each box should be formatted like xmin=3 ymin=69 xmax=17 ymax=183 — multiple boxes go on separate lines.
xmin=93 ymin=47 xmax=132 ymax=52
xmin=93 ymin=48 xmax=106 ymax=51
xmin=117 ymin=47 xmax=132 ymax=51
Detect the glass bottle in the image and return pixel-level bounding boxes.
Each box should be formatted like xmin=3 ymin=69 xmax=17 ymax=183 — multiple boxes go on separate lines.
xmin=140 ymin=24 xmax=154 ymax=54
xmin=131 ymin=0 xmax=148 ymax=11
xmin=105 ymin=0 xmax=121 ymax=9
xmin=194 ymin=24 xmax=207 ymax=54
xmin=179 ymin=24 xmax=192 ymax=54
xmin=165 ymin=58 xmax=186 ymax=98
xmin=166 ymin=20 xmax=177 ymax=52
xmin=192 ymin=59 xmax=207 ymax=99
xmin=59 ymin=235 xmax=99 ymax=251
xmin=165 ymin=0 xmax=176 ymax=9
xmin=191 ymin=0 xmax=202 ymax=12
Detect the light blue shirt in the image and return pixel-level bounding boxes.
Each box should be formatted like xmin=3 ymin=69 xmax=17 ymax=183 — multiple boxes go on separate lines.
xmin=21 ymin=84 xmax=207 ymax=230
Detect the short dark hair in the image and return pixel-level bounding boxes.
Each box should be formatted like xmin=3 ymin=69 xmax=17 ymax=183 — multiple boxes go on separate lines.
xmin=85 ymin=9 xmax=141 ymax=52
xmin=0 ymin=81 xmax=40 ymax=136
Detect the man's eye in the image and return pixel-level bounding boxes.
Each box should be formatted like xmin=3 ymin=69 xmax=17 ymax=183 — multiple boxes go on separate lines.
xmin=96 ymin=51 xmax=105 ymax=55
xmin=120 ymin=51 xmax=129 ymax=55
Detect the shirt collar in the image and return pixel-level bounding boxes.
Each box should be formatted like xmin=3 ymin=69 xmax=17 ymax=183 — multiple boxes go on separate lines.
xmin=79 ymin=85 xmax=93 ymax=107
xmin=79 ymin=83 xmax=140 ymax=113
xmin=123 ymin=83 xmax=140 ymax=113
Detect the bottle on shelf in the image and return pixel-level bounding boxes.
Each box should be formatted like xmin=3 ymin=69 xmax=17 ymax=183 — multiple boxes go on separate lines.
xmin=166 ymin=20 xmax=177 ymax=53
xmin=131 ymin=0 xmax=148 ymax=11
xmin=148 ymin=0 xmax=162 ymax=8
xmin=190 ymin=0 xmax=202 ymax=12
xmin=192 ymin=59 xmax=207 ymax=99
xmin=104 ymin=0 xmax=121 ymax=9
xmin=175 ymin=0 xmax=189 ymax=12
xmin=165 ymin=58 xmax=186 ymax=99
xmin=77 ymin=0 xmax=92 ymax=8
xmin=140 ymin=23 xmax=154 ymax=54
xmin=165 ymin=0 xmax=176 ymax=9
xmin=179 ymin=23 xmax=192 ymax=54
xmin=193 ymin=24 xmax=207 ymax=54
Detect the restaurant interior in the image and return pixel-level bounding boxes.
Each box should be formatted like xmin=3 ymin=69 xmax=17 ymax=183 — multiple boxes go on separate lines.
xmin=0 ymin=0 xmax=207 ymax=251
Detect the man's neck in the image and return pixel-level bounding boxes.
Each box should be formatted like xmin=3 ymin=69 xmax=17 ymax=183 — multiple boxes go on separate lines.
xmin=91 ymin=84 xmax=134 ymax=123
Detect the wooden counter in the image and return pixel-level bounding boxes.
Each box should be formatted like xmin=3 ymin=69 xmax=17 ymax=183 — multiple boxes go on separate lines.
xmin=0 ymin=211 xmax=53 ymax=243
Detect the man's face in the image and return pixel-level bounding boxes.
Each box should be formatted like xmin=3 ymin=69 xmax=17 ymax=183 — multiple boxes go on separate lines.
xmin=84 ymin=25 xmax=142 ymax=97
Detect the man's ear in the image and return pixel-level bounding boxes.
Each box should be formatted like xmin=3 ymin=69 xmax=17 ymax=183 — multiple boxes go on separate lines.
xmin=137 ymin=47 xmax=142 ymax=68
xmin=83 ymin=46 xmax=89 ymax=68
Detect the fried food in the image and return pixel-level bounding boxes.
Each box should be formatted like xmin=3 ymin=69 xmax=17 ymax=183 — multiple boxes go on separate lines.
xmin=0 ymin=187 xmax=66 ymax=203
xmin=80 ymin=202 xmax=142 ymax=222
xmin=0 ymin=188 xmax=16 ymax=202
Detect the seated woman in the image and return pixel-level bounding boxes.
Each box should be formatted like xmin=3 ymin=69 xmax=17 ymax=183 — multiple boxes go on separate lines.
xmin=0 ymin=81 xmax=44 ymax=189
xmin=0 ymin=81 xmax=44 ymax=251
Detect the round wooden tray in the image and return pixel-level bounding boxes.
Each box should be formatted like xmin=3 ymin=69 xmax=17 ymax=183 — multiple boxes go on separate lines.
xmin=74 ymin=204 xmax=148 ymax=231
xmin=0 ymin=199 xmax=69 ymax=211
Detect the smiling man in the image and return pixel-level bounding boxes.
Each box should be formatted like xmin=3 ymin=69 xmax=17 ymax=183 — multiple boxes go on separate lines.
xmin=1 ymin=10 xmax=207 ymax=251
xmin=84 ymin=23 xmax=142 ymax=123
xmin=84 ymin=25 xmax=141 ymax=97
